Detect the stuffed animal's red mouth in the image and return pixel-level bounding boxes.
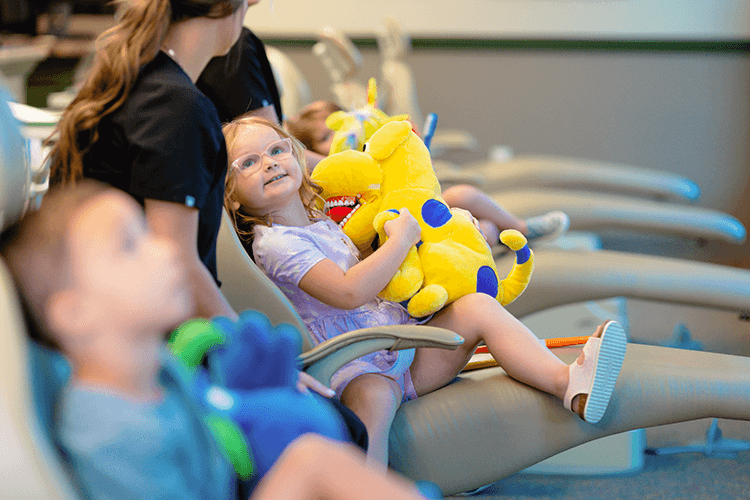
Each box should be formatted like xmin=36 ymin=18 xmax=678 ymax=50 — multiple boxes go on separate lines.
xmin=324 ymin=195 xmax=362 ymax=227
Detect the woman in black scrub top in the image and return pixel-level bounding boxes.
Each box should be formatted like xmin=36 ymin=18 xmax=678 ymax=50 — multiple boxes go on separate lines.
xmin=197 ymin=24 xmax=327 ymax=171
xmin=49 ymin=0 xmax=252 ymax=319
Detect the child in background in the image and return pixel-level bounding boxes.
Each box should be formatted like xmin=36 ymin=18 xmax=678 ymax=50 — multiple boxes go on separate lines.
xmin=0 ymin=181 xmax=435 ymax=500
xmin=223 ymin=116 xmax=627 ymax=468
xmin=285 ymin=100 xmax=569 ymax=248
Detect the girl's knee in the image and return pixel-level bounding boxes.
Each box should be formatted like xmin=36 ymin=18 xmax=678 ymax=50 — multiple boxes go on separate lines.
xmin=454 ymin=292 xmax=505 ymax=313
xmin=342 ymin=374 xmax=402 ymax=409
xmin=442 ymin=184 xmax=480 ymax=205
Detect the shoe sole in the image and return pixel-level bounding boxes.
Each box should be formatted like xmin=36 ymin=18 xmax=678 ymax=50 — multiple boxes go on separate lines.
xmin=583 ymin=320 xmax=627 ymax=424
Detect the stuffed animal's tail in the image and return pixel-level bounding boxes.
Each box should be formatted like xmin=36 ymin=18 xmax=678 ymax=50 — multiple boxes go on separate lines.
xmin=497 ymin=230 xmax=534 ymax=306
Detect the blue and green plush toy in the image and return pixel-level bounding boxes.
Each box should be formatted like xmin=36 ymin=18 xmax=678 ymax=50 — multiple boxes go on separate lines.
xmin=168 ymin=311 xmax=349 ymax=483
xmin=170 ymin=311 xmax=443 ymax=499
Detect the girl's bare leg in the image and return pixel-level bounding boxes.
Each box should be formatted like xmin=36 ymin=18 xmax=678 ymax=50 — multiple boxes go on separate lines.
xmin=251 ymin=434 xmax=427 ymax=500
xmin=442 ymin=184 xmax=528 ymax=234
xmin=340 ymin=373 xmax=403 ymax=471
xmin=411 ymin=293 xmax=570 ymax=400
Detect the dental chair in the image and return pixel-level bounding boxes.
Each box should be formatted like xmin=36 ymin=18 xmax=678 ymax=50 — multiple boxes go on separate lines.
xmin=265 ymin=46 xmax=313 ymax=120
xmin=312 ymin=27 xmax=371 ymax=111
xmin=0 ymin=93 xmax=82 ymax=500
xmin=216 ymin=203 xmax=750 ymax=494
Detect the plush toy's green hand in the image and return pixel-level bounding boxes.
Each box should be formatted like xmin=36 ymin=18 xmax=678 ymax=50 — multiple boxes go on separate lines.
xmin=168 ymin=318 xmax=226 ymax=372
xmin=204 ymin=413 xmax=254 ymax=479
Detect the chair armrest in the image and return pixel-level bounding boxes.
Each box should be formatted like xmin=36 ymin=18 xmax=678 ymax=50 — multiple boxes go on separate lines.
xmin=492 ymin=189 xmax=746 ymax=245
xmin=501 ymin=248 xmax=750 ymax=318
xmin=300 ymin=325 xmax=464 ymax=387
xmin=433 ymin=160 xmax=486 ymax=189
xmin=467 ymin=154 xmax=701 ymax=203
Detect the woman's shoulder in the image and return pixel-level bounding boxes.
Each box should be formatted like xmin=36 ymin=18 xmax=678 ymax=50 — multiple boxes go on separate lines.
xmin=126 ymin=53 xmax=219 ymax=122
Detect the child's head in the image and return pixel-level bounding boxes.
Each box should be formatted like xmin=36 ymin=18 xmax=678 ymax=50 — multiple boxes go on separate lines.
xmin=285 ymin=100 xmax=343 ymax=156
xmin=0 ymin=181 xmax=192 ymax=354
xmin=223 ymin=116 xmax=322 ymax=240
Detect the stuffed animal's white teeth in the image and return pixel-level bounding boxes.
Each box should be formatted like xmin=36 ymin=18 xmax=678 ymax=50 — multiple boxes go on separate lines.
xmin=337 ymin=202 xmax=361 ymax=227
xmin=325 ymin=196 xmax=361 ymax=213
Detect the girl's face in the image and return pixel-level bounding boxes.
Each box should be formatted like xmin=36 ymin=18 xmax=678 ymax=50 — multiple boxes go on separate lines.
xmin=311 ymin=115 xmax=334 ymax=156
xmin=229 ymin=124 xmax=304 ymax=216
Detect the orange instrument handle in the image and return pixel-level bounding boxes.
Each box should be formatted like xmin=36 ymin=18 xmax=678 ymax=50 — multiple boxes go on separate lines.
xmin=474 ymin=335 xmax=590 ymax=354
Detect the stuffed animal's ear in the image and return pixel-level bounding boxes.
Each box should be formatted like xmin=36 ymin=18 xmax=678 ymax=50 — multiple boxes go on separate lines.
xmin=325 ymin=111 xmax=349 ymax=131
xmin=366 ymin=120 xmax=412 ymax=161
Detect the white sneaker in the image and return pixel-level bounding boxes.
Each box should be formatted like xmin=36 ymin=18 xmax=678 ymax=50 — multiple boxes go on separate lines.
xmin=524 ymin=211 xmax=570 ymax=242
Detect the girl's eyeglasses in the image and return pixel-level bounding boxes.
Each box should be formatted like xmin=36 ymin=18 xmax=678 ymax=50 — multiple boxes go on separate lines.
xmin=231 ymin=138 xmax=294 ymax=176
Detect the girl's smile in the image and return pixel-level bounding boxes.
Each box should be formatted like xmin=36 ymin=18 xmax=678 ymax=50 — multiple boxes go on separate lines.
xmin=264 ymin=173 xmax=288 ymax=186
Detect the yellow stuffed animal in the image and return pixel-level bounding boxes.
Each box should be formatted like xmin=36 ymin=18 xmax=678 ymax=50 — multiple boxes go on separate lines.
xmin=325 ymin=78 xmax=409 ymax=155
xmin=311 ymin=120 xmax=534 ymax=318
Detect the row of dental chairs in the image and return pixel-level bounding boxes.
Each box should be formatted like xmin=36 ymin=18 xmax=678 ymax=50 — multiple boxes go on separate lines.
xmin=307 ymin=21 xmax=746 ymax=250
xmin=3 ymin=57 xmax=750 ymax=499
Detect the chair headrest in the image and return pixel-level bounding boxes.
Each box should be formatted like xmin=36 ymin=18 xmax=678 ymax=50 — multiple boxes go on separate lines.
xmin=0 ymin=89 xmax=31 ymax=232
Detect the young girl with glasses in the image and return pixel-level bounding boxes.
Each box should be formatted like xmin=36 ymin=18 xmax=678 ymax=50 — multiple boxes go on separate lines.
xmin=223 ymin=116 xmax=628 ymax=469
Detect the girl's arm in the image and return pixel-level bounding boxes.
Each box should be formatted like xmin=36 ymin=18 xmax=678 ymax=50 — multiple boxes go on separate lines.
xmin=144 ymin=199 xmax=237 ymax=320
xmin=298 ymin=209 xmax=421 ymax=310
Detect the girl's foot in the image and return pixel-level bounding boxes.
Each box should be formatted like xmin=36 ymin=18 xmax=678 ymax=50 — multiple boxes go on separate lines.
xmin=564 ymin=320 xmax=627 ymax=424
xmin=523 ymin=211 xmax=570 ymax=242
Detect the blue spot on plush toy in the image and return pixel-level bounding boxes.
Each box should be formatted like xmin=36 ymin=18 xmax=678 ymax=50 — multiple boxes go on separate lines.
xmin=169 ymin=311 xmax=349 ymax=486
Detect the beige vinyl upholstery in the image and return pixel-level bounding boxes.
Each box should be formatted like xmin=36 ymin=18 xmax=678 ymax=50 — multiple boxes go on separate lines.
xmin=390 ymin=344 xmax=750 ymax=494
xmin=0 ymin=95 xmax=81 ymax=500
xmin=492 ymin=189 xmax=746 ymax=245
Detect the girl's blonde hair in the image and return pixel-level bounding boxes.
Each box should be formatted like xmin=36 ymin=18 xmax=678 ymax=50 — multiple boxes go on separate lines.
xmin=222 ymin=116 xmax=323 ymax=245
xmin=48 ymin=0 xmax=245 ymax=186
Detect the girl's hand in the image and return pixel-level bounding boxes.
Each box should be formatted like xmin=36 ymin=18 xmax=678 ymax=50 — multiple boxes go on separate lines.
xmin=450 ymin=207 xmax=481 ymax=232
xmin=297 ymin=371 xmax=336 ymax=398
xmin=383 ymin=208 xmax=421 ymax=248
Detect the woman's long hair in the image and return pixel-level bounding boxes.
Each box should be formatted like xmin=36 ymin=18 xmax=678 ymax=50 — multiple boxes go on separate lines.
xmin=48 ymin=0 xmax=245 ymax=186
xmin=223 ymin=116 xmax=323 ymax=245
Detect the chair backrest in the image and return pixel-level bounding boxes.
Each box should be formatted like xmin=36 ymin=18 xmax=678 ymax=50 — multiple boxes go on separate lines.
xmin=0 ymin=93 xmax=31 ymax=230
xmin=265 ymin=46 xmax=313 ymax=120
xmin=216 ymin=210 xmax=315 ymax=352
xmin=312 ymin=27 xmax=369 ymax=110
xmin=0 ymin=92 xmax=82 ymax=500
xmin=375 ymin=18 xmax=426 ymax=131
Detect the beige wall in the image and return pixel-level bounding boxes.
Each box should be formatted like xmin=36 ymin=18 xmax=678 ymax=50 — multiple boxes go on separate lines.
xmin=275 ymin=44 xmax=750 ymax=269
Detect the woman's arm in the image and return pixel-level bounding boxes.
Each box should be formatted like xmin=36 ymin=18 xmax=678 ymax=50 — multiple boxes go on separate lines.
xmin=144 ymin=199 xmax=237 ymax=319
xmin=298 ymin=210 xmax=421 ymax=310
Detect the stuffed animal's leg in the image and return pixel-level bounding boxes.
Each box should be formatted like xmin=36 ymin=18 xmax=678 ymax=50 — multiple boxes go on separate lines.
xmin=406 ymin=284 xmax=449 ymax=318
xmin=374 ymin=210 xmax=424 ymax=302
xmin=497 ymin=230 xmax=534 ymax=306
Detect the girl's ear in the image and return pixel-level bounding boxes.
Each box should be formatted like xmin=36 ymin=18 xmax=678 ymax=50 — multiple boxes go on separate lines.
xmin=231 ymin=200 xmax=241 ymax=211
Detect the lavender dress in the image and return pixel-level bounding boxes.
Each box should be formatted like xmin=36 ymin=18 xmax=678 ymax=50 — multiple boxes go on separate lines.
xmin=253 ymin=219 xmax=419 ymax=402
